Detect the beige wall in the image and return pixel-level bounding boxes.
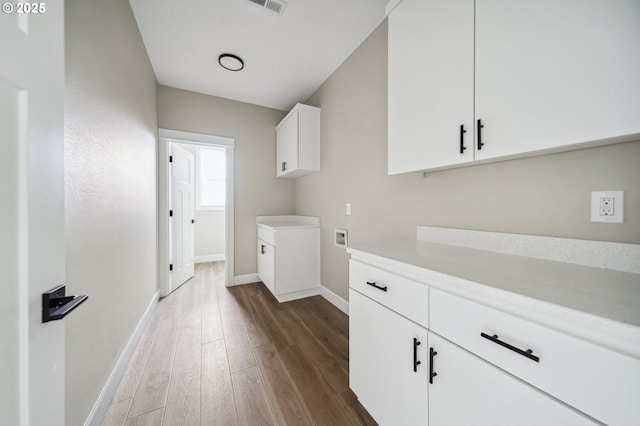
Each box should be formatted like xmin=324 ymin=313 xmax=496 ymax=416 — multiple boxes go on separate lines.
xmin=64 ymin=0 xmax=158 ymax=424
xmin=296 ymin=20 xmax=640 ymax=301
xmin=195 ymin=210 xmax=226 ymax=257
xmin=157 ymin=86 xmax=292 ymax=276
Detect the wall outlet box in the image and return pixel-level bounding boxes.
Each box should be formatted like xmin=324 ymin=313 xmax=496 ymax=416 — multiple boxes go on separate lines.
xmin=335 ymin=228 xmax=348 ymax=248
xmin=591 ymin=191 xmax=624 ymax=223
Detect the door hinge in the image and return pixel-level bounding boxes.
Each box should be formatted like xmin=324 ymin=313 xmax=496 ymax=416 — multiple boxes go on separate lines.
xmin=169 ymin=155 xmax=173 ymax=163
xmin=169 ymin=210 xmax=173 ymax=217
xmin=169 ymin=264 xmax=173 ymax=271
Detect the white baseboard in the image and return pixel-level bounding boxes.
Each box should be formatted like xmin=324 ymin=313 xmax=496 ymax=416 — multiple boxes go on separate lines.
xmin=194 ymin=254 xmax=225 ymax=263
xmin=230 ymin=274 xmax=349 ymax=315
xmin=320 ymin=285 xmax=349 ymax=315
xmin=84 ymin=291 xmax=159 ymax=426
xmin=233 ymin=273 xmax=260 ymax=286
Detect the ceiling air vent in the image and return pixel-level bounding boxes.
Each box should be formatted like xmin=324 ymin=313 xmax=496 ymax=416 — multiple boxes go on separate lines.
xmin=246 ymin=0 xmax=287 ymax=16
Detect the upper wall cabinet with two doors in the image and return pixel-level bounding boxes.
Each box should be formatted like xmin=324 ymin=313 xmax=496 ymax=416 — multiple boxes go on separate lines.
xmin=276 ymin=103 xmax=321 ymax=178
xmin=387 ymin=0 xmax=640 ymax=174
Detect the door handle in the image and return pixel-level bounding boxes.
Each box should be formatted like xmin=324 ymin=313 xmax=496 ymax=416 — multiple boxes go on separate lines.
xmin=42 ymin=285 xmax=88 ymax=323
xmin=413 ymin=338 xmax=422 ymax=372
xmin=261 ymin=244 xmax=266 ymax=254
xmin=429 ymin=347 xmax=438 ymax=384
xmin=459 ymin=124 xmax=467 ymax=154
xmin=282 ymin=161 xmax=287 ymax=171
xmin=477 ymin=119 xmax=485 ymax=150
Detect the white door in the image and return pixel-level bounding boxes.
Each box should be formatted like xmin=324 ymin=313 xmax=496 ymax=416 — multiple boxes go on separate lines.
xmin=0 ymin=4 xmax=66 ymax=426
xmin=169 ymin=144 xmax=195 ymax=292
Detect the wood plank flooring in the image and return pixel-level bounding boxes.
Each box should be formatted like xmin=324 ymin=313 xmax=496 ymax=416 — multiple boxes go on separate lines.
xmin=102 ymin=261 xmax=376 ymax=425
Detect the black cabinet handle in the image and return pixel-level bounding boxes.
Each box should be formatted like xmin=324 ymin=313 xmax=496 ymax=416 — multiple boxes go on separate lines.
xmin=429 ymin=347 xmax=438 ymax=384
xmin=366 ymin=281 xmax=387 ymax=292
xmin=261 ymin=244 xmax=266 ymax=254
xmin=480 ymin=332 xmax=540 ymax=362
xmin=459 ymin=124 xmax=467 ymax=154
xmin=413 ymin=338 xmax=422 ymax=372
xmin=477 ymin=119 xmax=484 ymax=150
xmin=282 ymin=161 xmax=287 ymax=172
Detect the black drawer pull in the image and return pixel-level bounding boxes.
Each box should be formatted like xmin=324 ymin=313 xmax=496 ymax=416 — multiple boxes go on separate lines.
xmin=480 ymin=332 xmax=540 ymax=362
xmin=459 ymin=124 xmax=467 ymax=154
xmin=282 ymin=161 xmax=287 ymax=171
xmin=429 ymin=347 xmax=438 ymax=384
xmin=261 ymin=244 xmax=266 ymax=254
xmin=477 ymin=119 xmax=485 ymax=150
xmin=413 ymin=338 xmax=422 ymax=372
xmin=366 ymin=281 xmax=387 ymax=292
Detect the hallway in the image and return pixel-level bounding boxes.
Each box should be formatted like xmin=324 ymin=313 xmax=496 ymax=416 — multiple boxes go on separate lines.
xmin=102 ymin=262 xmax=375 ymax=425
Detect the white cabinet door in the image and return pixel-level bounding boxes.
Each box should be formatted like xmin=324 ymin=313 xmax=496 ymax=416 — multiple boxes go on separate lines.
xmin=257 ymin=239 xmax=275 ymax=293
xmin=428 ymin=332 xmax=595 ymax=426
xmin=276 ymin=104 xmax=320 ymax=178
xmin=276 ymin=110 xmax=299 ymax=177
xmin=475 ymin=0 xmax=640 ymax=160
xmin=388 ymin=0 xmax=474 ymax=174
xmin=349 ymin=289 xmax=428 ymax=426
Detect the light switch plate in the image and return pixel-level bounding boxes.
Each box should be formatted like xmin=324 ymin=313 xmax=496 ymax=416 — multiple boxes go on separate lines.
xmin=591 ymin=191 xmax=623 ymax=223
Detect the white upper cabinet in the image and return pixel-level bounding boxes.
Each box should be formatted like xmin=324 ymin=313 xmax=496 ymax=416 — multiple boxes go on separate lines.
xmin=276 ymin=103 xmax=321 ymax=178
xmin=475 ymin=0 xmax=640 ymax=161
xmin=388 ymin=0 xmax=640 ymax=174
xmin=388 ymin=0 xmax=474 ymax=173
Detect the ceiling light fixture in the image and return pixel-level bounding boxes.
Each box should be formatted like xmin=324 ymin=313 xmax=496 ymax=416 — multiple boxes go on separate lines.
xmin=218 ymin=54 xmax=244 ymax=72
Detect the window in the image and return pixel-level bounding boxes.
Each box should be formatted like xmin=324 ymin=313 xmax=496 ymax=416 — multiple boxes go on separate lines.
xmin=196 ymin=146 xmax=226 ymax=210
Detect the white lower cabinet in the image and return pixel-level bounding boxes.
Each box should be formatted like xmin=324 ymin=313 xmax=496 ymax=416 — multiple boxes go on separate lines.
xmin=256 ymin=216 xmax=320 ymax=302
xmin=348 ymin=261 xmax=612 ymax=425
xmin=349 ymin=289 xmax=428 ymax=426
xmin=428 ymin=332 xmax=595 ymax=426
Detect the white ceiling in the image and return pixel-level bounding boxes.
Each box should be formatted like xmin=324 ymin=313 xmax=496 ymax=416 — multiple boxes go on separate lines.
xmin=129 ymin=0 xmax=388 ymax=111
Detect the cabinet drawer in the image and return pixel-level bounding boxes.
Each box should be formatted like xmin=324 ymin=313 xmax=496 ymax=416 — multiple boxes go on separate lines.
xmin=257 ymin=227 xmax=275 ymax=246
xmin=349 ymin=260 xmax=428 ymax=327
xmin=430 ymin=288 xmax=640 ymax=426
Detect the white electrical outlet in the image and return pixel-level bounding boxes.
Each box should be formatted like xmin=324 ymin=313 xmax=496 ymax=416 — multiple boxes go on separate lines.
xmin=591 ymin=191 xmax=624 ymax=223
xmin=346 ymin=203 xmax=352 ymax=216
xmin=599 ymin=197 xmax=615 ymax=216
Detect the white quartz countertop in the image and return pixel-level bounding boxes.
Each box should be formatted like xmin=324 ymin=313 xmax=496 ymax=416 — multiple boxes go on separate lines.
xmin=258 ymin=221 xmax=319 ymax=230
xmin=256 ymin=215 xmax=320 ymax=231
xmin=348 ymin=239 xmax=640 ymax=357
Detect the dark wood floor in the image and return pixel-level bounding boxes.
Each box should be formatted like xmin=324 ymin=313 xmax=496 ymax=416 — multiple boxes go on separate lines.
xmin=102 ymin=261 xmax=376 ymax=425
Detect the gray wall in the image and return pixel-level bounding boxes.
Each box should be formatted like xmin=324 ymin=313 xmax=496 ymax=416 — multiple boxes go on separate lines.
xmin=295 ymin=20 xmax=640 ymax=301
xmin=64 ymin=0 xmax=158 ymax=424
xmin=157 ymin=86 xmax=292 ymax=276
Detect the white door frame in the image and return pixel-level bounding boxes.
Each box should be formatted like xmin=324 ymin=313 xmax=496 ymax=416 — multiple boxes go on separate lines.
xmin=158 ymin=128 xmax=235 ymax=296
